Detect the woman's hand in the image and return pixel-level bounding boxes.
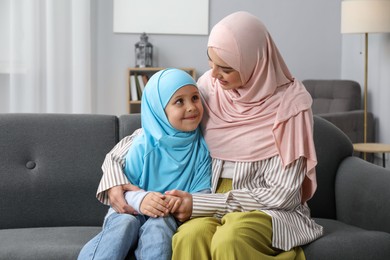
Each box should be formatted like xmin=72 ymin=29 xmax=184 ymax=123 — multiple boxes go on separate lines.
xmin=108 ymin=184 xmax=140 ymax=214
xmin=165 ymin=190 xmax=193 ymax=222
xmin=140 ymin=192 xmax=170 ymax=218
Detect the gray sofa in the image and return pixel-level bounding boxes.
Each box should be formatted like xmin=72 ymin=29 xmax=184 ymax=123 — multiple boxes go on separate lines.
xmin=1 ymin=113 xmax=389 ymax=260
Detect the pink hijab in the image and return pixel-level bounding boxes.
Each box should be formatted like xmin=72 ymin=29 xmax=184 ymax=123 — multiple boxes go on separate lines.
xmin=198 ymin=11 xmax=317 ymax=202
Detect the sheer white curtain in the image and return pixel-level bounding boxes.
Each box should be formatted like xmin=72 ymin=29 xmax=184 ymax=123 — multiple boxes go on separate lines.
xmin=1 ymin=0 xmax=92 ymax=113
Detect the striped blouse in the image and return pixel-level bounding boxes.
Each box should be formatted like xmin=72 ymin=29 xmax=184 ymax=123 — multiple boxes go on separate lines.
xmin=96 ymin=129 xmax=323 ymax=251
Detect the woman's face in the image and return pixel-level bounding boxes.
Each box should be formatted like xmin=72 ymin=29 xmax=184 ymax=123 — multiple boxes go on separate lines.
xmin=164 ymin=85 xmax=203 ymax=132
xmin=207 ymin=48 xmax=242 ymax=90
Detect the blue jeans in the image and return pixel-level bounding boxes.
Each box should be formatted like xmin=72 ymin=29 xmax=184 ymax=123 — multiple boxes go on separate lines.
xmin=78 ymin=208 xmax=179 ymax=260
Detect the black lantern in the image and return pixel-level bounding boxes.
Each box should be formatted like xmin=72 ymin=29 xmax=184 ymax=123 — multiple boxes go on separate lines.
xmin=135 ymin=33 xmax=153 ymax=67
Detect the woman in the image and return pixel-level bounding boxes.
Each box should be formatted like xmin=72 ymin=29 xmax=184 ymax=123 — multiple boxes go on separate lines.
xmin=98 ymin=11 xmax=323 ymax=260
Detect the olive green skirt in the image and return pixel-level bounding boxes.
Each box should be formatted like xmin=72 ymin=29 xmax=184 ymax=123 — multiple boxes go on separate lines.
xmin=171 ymin=178 xmax=305 ymax=260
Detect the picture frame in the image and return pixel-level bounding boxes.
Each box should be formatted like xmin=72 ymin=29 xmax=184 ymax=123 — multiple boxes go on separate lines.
xmin=113 ymin=0 xmax=209 ymax=35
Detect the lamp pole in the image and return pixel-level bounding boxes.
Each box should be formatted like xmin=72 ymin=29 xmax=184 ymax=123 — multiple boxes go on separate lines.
xmin=363 ymin=32 xmax=368 ymax=159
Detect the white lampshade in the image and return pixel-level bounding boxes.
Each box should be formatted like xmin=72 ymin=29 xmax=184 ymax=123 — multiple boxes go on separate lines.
xmin=341 ymin=0 xmax=390 ymax=33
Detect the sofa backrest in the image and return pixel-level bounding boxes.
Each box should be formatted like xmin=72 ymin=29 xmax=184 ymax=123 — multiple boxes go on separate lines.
xmin=0 ymin=114 xmax=118 ymax=229
xmin=118 ymin=113 xmax=141 ymax=140
xmin=303 ymin=79 xmax=361 ymax=114
xmin=308 ymin=116 xmax=353 ymax=219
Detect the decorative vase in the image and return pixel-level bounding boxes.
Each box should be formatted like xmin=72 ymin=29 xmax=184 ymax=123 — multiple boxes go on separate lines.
xmin=135 ymin=33 xmax=153 ymax=67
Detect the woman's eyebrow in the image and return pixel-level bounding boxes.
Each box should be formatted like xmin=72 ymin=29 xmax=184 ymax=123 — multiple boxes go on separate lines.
xmin=217 ymin=64 xmax=234 ymax=70
xmin=214 ymin=62 xmax=234 ymax=70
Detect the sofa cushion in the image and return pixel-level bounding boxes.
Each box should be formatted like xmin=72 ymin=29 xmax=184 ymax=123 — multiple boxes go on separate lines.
xmin=303 ymin=80 xmax=361 ymax=114
xmin=0 ymin=226 xmax=101 ymax=260
xmin=303 ymin=218 xmax=390 ymax=260
xmin=0 ymin=114 xmax=116 ymax=229
xmin=119 ymin=113 xmax=141 ymax=140
xmin=319 ymin=110 xmax=375 ymax=144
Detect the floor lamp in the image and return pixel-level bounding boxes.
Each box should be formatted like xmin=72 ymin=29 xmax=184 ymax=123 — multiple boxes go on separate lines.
xmin=341 ymin=0 xmax=390 ymax=145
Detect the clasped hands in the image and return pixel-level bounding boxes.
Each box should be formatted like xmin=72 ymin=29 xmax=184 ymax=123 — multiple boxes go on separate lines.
xmin=140 ymin=192 xmax=181 ymax=218
xmin=107 ymin=183 xmax=192 ymax=222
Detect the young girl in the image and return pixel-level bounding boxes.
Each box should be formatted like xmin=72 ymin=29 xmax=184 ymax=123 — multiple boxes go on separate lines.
xmin=78 ymin=68 xmax=211 ymax=260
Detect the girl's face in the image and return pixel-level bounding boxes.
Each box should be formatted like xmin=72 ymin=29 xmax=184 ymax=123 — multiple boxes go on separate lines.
xmin=207 ymin=48 xmax=242 ymax=90
xmin=165 ymin=85 xmax=204 ymax=132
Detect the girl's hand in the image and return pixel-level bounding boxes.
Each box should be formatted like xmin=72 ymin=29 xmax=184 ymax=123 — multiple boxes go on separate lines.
xmin=164 ymin=195 xmax=182 ymax=213
xmin=140 ymin=192 xmax=170 ymax=218
xmin=165 ymin=190 xmax=193 ymax=222
xmin=108 ymin=184 xmax=140 ymax=214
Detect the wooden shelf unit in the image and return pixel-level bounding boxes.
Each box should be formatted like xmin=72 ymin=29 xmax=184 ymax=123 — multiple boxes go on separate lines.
xmin=127 ymin=67 xmax=196 ymax=113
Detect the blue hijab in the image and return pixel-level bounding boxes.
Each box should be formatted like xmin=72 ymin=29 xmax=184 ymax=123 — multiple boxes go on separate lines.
xmin=124 ymin=68 xmax=211 ymax=193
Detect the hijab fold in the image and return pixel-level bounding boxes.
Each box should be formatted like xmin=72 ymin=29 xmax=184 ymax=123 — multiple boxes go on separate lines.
xmin=198 ymin=11 xmax=317 ymax=202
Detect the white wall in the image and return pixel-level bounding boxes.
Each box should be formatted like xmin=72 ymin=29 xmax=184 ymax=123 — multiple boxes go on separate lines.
xmin=342 ymin=33 xmax=390 ymax=146
xmin=94 ymin=0 xmax=342 ymax=115
xmin=0 ymin=0 xmax=10 ymax=111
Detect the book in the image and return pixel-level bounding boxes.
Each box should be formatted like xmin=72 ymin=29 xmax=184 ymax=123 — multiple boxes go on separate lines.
xmin=129 ymin=75 xmax=138 ymax=101
xmin=142 ymin=74 xmax=149 ymax=85
xmin=137 ymin=75 xmax=145 ymax=93
xmin=134 ymin=74 xmax=142 ymax=100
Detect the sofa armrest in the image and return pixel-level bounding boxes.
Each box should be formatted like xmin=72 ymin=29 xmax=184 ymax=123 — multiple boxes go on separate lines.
xmin=335 ymin=156 xmax=390 ymax=233
xmin=317 ymin=110 xmax=375 ymax=144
